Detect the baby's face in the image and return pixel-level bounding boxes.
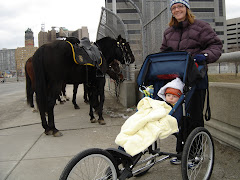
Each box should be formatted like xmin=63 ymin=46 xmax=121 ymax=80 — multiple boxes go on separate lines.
xmin=165 ymin=93 xmax=179 ymax=105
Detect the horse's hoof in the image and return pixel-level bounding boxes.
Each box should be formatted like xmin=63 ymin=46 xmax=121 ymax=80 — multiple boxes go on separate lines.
xmin=45 ymin=130 xmax=53 ymax=135
xmin=84 ymin=100 xmax=89 ymax=104
xmin=90 ymin=119 xmax=97 ymax=123
xmin=32 ymin=108 xmax=38 ymax=113
xmin=53 ymin=131 xmax=63 ymax=137
xmin=74 ymin=105 xmax=80 ymax=109
xmin=98 ymin=120 xmax=106 ymax=125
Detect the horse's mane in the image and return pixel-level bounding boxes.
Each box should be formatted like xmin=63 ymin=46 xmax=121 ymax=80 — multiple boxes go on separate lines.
xmin=96 ymin=37 xmax=116 ymax=62
xmin=96 ymin=36 xmax=115 ymax=45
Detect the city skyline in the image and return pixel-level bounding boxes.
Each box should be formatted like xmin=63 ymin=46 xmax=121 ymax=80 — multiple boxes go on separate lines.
xmin=0 ymin=0 xmax=239 ymax=50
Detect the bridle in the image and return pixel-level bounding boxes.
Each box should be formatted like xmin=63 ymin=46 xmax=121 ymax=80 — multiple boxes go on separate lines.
xmin=116 ymin=41 xmax=132 ymax=65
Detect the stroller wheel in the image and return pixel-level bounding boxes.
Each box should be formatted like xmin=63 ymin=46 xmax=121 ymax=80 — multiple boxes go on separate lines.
xmin=60 ymin=148 xmax=118 ymax=180
xmin=181 ymin=127 xmax=214 ymax=180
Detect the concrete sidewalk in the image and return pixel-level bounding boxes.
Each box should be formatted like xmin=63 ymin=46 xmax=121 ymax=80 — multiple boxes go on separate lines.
xmin=0 ymin=83 xmax=240 ymax=180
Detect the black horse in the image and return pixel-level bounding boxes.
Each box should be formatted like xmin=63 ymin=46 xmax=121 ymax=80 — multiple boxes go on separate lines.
xmin=64 ymin=35 xmax=135 ymax=110
xmin=31 ymin=39 xmax=108 ymax=137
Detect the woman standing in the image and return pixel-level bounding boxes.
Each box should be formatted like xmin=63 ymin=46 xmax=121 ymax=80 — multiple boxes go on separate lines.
xmin=160 ymin=0 xmax=223 ymax=164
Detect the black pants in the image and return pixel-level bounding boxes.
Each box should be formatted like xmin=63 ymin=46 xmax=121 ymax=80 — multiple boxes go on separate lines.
xmin=176 ymin=89 xmax=206 ymax=153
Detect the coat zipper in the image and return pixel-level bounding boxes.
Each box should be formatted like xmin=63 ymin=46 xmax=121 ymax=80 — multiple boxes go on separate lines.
xmin=177 ymin=28 xmax=183 ymax=51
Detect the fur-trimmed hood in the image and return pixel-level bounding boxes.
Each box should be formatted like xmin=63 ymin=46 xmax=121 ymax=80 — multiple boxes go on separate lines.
xmin=157 ymin=77 xmax=184 ymax=101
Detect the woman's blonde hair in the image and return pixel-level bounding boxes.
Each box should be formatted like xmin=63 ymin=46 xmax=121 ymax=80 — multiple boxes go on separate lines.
xmin=169 ymin=8 xmax=195 ymax=27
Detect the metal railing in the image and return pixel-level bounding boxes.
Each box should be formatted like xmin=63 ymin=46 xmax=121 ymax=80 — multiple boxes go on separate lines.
xmin=208 ymin=51 xmax=240 ymax=75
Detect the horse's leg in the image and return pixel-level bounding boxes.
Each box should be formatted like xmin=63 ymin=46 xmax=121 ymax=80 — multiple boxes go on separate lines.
xmin=39 ymin=109 xmax=51 ymax=135
xmin=46 ymin=96 xmax=62 ymax=137
xmin=29 ymin=90 xmax=38 ymax=112
xmin=45 ymin=81 xmax=63 ymax=137
xmin=72 ymin=83 xmax=80 ymax=109
xmin=97 ymin=77 xmax=106 ymax=125
xmin=56 ymin=94 xmax=64 ymax=105
xmin=62 ymin=83 xmax=70 ymax=101
xmin=89 ymin=104 xmax=97 ymax=123
xmin=83 ymin=83 xmax=89 ymax=103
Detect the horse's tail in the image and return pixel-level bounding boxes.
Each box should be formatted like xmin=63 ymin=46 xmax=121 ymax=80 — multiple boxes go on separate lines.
xmin=25 ymin=58 xmax=34 ymax=107
xmin=32 ymin=46 xmax=47 ymax=112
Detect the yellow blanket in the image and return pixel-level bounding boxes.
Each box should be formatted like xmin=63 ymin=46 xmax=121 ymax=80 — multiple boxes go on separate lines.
xmin=115 ymin=97 xmax=179 ymax=156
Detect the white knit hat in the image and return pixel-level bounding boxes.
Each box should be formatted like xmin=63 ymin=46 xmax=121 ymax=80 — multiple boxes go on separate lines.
xmin=170 ymin=0 xmax=190 ymax=9
xmin=157 ymin=77 xmax=185 ymax=101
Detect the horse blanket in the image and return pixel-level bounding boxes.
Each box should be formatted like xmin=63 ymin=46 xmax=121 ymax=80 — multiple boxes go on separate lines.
xmin=115 ymin=97 xmax=179 ymax=156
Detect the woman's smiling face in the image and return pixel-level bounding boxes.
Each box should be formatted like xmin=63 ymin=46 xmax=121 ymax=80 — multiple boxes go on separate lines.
xmin=171 ymin=3 xmax=187 ymax=22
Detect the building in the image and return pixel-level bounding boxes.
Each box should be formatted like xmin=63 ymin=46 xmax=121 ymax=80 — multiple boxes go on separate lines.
xmin=70 ymin=26 xmax=89 ymax=41
xmin=226 ymin=17 xmax=240 ymax=52
xmin=104 ymin=0 xmax=143 ymax=67
xmin=25 ymin=28 xmax=34 ymax=47
xmin=38 ymin=26 xmax=89 ymax=47
xmin=15 ymin=28 xmax=38 ymax=76
xmin=189 ymin=0 xmax=226 ymax=52
xmin=0 ymin=48 xmax=16 ymax=77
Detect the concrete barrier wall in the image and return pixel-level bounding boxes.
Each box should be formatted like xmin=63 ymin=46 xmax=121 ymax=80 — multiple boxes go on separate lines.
xmin=205 ymin=82 xmax=240 ymax=149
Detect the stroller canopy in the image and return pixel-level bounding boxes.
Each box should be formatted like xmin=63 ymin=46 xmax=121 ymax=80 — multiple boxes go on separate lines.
xmin=137 ymin=51 xmax=203 ymax=88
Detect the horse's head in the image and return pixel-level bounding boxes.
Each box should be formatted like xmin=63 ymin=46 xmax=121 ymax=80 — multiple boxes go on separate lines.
xmin=116 ymin=35 xmax=135 ymax=65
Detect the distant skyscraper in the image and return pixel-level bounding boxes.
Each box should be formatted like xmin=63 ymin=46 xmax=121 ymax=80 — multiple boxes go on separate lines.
xmin=38 ymin=26 xmax=89 ymax=47
xmin=25 ymin=28 xmax=34 ymax=47
xmin=188 ymin=0 xmax=226 ymax=52
xmin=0 ymin=49 xmax=15 ymax=74
xmin=226 ymin=17 xmax=240 ymax=52
xmin=15 ymin=28 xmax=37 ymax=76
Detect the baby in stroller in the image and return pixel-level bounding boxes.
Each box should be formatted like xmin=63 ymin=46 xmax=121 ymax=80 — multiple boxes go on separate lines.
xmin=115 ymin=78 xmax=184 ymax=157
xmin=157 ymin=77 xmax=184 ymax=106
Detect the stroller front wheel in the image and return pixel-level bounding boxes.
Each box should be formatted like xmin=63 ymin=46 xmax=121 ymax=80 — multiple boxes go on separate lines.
xmin=59 ymin=148 xmax=118 ymax=180
xmin=181 ymin=127 xmax=214 ymax=180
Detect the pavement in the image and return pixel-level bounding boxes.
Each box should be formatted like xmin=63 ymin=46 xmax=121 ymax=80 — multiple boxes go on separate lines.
xmin=0 ymin=81 xmax=240 ymax=180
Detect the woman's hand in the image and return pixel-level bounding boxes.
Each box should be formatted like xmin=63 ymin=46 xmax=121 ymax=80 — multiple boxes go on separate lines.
xmin=194 ymin=54 xmax=206 ymax=63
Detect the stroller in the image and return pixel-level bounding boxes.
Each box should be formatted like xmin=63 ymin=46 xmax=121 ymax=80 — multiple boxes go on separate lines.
xmin=60 ymin=51 xmax=214 ymax=180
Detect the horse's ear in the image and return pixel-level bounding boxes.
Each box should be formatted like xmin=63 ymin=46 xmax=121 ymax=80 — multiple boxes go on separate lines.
xmin=117 ymin=35 xmax=122 ymax=42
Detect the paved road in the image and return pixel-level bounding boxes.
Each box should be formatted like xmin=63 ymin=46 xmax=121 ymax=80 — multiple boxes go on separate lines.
xmin=0 ymin=81 xmax=240 ymax=180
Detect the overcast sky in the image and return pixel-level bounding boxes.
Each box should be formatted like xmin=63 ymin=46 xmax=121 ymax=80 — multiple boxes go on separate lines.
xmin=0 ymin=0 xmax=239 ymax=50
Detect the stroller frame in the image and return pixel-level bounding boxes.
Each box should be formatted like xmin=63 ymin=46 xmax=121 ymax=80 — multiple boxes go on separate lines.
xmin=60 ymin=52 xmax=215 ymax=180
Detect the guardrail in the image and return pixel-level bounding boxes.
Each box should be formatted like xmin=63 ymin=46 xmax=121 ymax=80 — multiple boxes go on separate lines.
xmin=208 ymin=51 xmax=240 ymax=75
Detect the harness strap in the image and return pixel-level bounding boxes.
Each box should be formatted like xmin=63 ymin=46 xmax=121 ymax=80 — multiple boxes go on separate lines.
xmin=85 ymin=65 xmax=89 ymax=88
xmin=66 ymin=41 xmax=79 ymax=65
xmin=205 ymin=86 xmax=211 ymax=121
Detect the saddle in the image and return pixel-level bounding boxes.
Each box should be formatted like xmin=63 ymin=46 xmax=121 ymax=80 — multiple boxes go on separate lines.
xmin=66 ymin=37 xmax=102 ymax=69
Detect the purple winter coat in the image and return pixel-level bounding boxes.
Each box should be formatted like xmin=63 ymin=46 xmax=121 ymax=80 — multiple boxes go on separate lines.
xmin=160 ymin=19 xmax=223 ymax=64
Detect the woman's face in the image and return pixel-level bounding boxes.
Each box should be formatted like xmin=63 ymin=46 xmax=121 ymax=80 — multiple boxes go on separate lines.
xmin=171 ymin=3 xmax=187 ymax=22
